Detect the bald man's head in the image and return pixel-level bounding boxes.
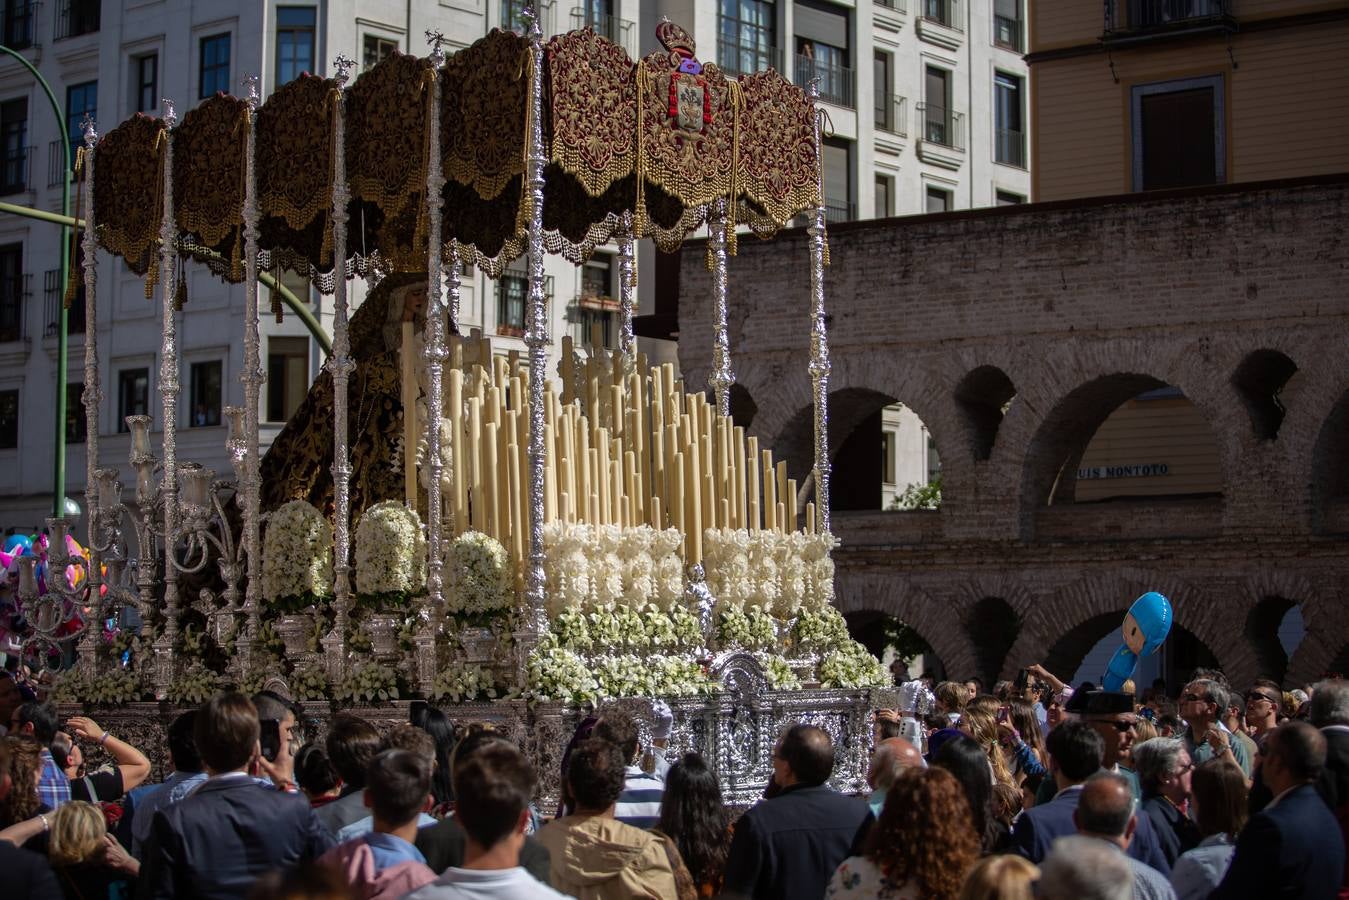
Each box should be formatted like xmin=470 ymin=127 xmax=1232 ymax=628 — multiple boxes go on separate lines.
xmin=868 ymin=737 xmax=923 ymax=792
xmin=1075 ymin=772 xmax=1137 ymax=847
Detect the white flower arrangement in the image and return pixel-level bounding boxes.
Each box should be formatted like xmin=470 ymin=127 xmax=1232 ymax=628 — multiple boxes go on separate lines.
xmin=650 ymin=655 xmax=719 ymax=696
xmin=337 ymin=662 xmax=401 ymax=702
xmin=291 ymin=663 xmax=330 ymax=700
xmin=261 ymin=500 xmax=334 ymax=605
xmin=354 ymin=501 xmax=427 ymax=603
xmin=755 ymin=652 xmax=803 ymax=691
xmin=167 ymin=665 xmax=224 ymax=706
xmin=587 ymin=607 xmax=624 ymax=649
xmin=446 ymin=531 xmax=514 ymax=619
xmin=745 ymin=606 xmax=778 ymax=648
xmin=595 ymin=654 xmax=653 ymax=697
xmin=819 ymin=641 xmax=890 ymax=689
xmin=703 ymin=528 xmax=834 ymax=616
xmin=526 ymin=645 xmax=601 ymax=706
xmin=543 ymin=523 xmax=686 ymax=614
xmin=669 ymin=605 xmax=706 ymax=650
xmin=793 ymin=604 xmax=850 ymax=650
xmin=801 ymin=532 xmax=839 ymax=611
xmin=642 ymin=605 xmax=678 ymax=649
xmin=716 ymin=606 xmax=754 ymax=649
xmin=551 ymin=608 xmax=592 ymax=650
xmin=52 ymin=668 xmax=140 ymax=706
xmin=431 ymin=663 xmax=502 ymax=703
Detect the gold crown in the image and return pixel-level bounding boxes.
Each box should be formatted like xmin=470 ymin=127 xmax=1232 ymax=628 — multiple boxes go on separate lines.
xmin=655 ymin=20 xmax=696 ymax=57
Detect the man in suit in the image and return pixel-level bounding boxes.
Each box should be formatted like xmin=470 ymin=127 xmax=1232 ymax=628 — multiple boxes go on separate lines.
xmin=721 ymin=723 xmax=870 ymax=900
xmin=314 ymin=713 xmax=385 ymax=838
xmin=1011 ymin=720 xmax=1171 ymax=874
xmin=1212 ymin=720 xmax=1344 ymax=900
xmin=0 ymin=738 xmax=61 ymax=898
xmin=138 ymin=692 xmax=333 ymax=899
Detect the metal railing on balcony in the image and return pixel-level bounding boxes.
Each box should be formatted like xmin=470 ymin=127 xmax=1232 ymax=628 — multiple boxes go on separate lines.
xmin=0 ymin=273 xmax=30 ymax=343
xmin=716 ymin=40 xmax=785 ymax=77
xmin=44 ymin=269 xmax=84 ymax=337
xmin=569 ymin=8 xmax=635 ymax=55
xmin=3 ymin=0 xmax=36 ymax=49
xmin=47 ymin=140 xmax=71 ymax=187
xmin=993 ymin=14 xmax=1022 ymax=50
xmin=995 ymin=128 xmax=1026 ymax=168
xmin=919 ymin=0 xmax=962 ymax=31
xmin=823 ymin=198 xmax=854 ymax=224
xmin=502 ymin=0 xmax=556 ymax=35
xmin=874 ymin=0 xmax=907 ymax=12
xmin=917 ymin=102 xmax=964 ymax=151
xmin=1106 ymin=0 xmax=1231 ymax=34
xmin=794 ymin=55 xmax=855 ymax=109
xmin=874 ymin=94 xmax=908 ymax=138
xmin=0 ymin=145 xmax=32 ymax=195
xmin=54 ymin=0 xmax=100 ymax=41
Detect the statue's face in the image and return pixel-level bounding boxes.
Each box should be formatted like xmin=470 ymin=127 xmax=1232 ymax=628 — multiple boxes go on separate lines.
xmin=1123 ymin=612 xmax=1145 ymax=655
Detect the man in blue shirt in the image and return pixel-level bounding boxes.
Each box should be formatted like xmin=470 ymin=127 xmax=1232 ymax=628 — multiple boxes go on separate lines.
xmin=130 ymin=711 xmax=207 ymax=858
xmin=9 ymin=701 xmax=68 ymax=809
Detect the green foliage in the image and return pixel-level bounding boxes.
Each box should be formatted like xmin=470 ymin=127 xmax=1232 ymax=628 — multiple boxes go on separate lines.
xmin=880 ymin=617 xmax=932 ymax=667
xmin=889 ymin=475 xmax=942 ymax=511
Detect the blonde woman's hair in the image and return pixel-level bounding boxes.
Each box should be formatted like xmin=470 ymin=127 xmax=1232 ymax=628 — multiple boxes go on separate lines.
xmin=48 ymin=800 xmax=106 ymax=867
xmin=959 ymin=854 xmax=1040 ymax=900
xmin=959 ymin=708 xmax=1014 ymax=786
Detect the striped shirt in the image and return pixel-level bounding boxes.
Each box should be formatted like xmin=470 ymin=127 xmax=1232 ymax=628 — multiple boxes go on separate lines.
xmin=614 ymin=765 xmax=664 ymax=830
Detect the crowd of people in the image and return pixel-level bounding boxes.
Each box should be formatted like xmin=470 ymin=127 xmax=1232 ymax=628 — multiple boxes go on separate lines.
xmin=0 ymin=660 xmax=1344 ymax=900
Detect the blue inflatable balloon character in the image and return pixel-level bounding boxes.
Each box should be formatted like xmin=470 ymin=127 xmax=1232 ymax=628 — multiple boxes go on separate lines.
xmin=1102 ymin=590 xmax=1172 ymax=692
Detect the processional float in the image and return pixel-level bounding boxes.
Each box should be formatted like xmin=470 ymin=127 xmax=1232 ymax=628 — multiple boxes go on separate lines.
xmin=10 ymin=12 xmax=922 ymax=803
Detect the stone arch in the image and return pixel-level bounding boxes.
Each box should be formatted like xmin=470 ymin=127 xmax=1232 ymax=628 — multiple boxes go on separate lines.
xmin=728 ymin=383 xmax=758 ymax=430
xmin=1018 ymin=362 xmax=1230 ymax=533
xmin=771 ymin=381 xmax=953 ymax=513
xmin=1243 ymin=570 xmax=1340 ymax=688
xmin=834 ymin=571 xmax=977 ymax=680
xmin=955 ymin=365 xmax=1018 ymax=462
xmin=1311 ymin=386 xmax=1349 ymax=533
xmin=1244 ymin=596 xmax=1300 ymax=684
xmin=1231 ymin=349 xmax=1298 ymax=441
xmin=966 ymin=597 xmax=1020 ymax=687
xmin=1002 ymin=569 xmax=1240 ymax=687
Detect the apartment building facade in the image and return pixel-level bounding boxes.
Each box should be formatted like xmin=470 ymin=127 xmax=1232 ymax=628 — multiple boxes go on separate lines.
xmin=0 ymin=0 xmax=1029 ymax=528
xmin=1029 ymin=0 xmax=1349 ymax=201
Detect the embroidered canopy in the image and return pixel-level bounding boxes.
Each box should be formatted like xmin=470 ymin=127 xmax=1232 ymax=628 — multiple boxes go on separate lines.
xmin=91 ymin=21 xmax=822 ymax=287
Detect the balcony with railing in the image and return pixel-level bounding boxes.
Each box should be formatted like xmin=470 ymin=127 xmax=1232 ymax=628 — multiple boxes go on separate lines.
xmin=47 ymin=140 xmax=73 ymax=187
xmin=44 ymin=269 xmax=84 ymax=338
xmin=794 ymin=55 xmax=855 ymax=109
xmin=3 ymin=0 xmax=36 ymax=49
xmin=0 ymin=273 xmax=30 ymax=344
xmin=502 ymin=0 xmax=557 ymax=36
xmin=995 ymin=128 xmax=1026 ymax=168
xmin=0 ymin=145 xmax=32 ymax=195
xmin=993 ymin=13 xmax=1022 ymax=51
xmin=717 ymin=40 xmax=785 ymax=77
xmin=54 ymin=0 xmax=100 ymax=41
xmin=1104 ymin=0 xmax=1235 ymax=42
xmin=874 ymin=94 xmax=909 ymax=139
xmin=569 ymin=7 xmax=635 ymax=56
xmin=916 ymin=0 xmax=963 ymax=48
xmin=918 ymin=103 xmax=963 ymax=150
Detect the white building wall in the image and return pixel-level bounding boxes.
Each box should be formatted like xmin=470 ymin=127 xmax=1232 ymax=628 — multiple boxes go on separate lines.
xmin=0 ymin=0 xmax=1026 ymax=532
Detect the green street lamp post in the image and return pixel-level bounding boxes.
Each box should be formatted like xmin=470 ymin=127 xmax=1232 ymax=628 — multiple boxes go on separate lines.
xmin=0 ymin=42 xmax=71 ymax=519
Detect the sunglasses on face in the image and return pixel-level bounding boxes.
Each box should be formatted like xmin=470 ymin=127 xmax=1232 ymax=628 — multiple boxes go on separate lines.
xmin=1247 ymin=693 xmax=1279 ymax=705
xmin=1095 ymin=719 xmax=1136 ymax=733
